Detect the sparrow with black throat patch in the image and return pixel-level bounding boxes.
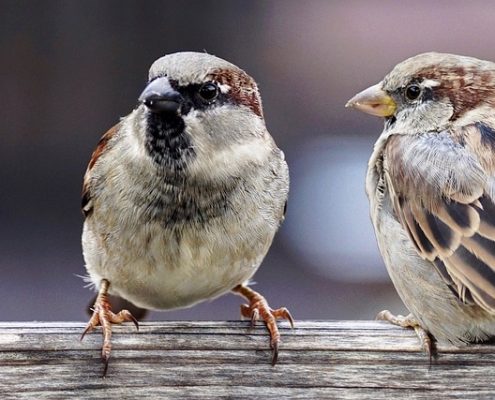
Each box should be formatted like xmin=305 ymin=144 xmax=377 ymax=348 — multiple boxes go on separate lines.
xmin=347 ymin=52 xmax=495 ymax=355
xmin=81 ymin=52 xmax=293 ymax=376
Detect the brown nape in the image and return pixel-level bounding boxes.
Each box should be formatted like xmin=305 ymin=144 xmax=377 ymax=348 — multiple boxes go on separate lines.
xmin=210 ymin=69 xmax=264 ymax=118
xmin=418 ymin=66 xmax=495 ymax=121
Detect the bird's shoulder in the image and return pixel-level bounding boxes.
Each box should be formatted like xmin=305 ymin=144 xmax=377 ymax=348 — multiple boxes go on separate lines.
xmin=81 ymin=123 xmax=121 ymax=218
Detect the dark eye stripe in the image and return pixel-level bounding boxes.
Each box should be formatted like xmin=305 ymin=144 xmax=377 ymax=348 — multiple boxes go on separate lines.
xmin=153 ymin=75 xmax=262 ymax=118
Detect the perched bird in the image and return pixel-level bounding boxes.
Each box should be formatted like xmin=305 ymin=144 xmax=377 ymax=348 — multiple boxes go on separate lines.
xmin=346 ymin=52 xmax=495 ymax=353
xmin=81 ymin=52 xmax=293 ymax=375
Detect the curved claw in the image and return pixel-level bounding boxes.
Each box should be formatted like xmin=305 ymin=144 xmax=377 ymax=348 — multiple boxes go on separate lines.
xmin=271 ymin=340 xmax=279 ymax=366
xmin=413 ymin=325 xmax=433 ymax=360
xmin=377 ymin=309 xmax=434 ymax=359
xmin=82 ymin=280 xmax=140 ymax=377
xmin=102 ymin=356 xmax=110 ymax=378
xmin=118 ymin=310 xmax=139 ymax=331
xmin=80 ymin=325 xmax=93 ymax=341
xmin=233 ymin=284 xmax=294 ymax=366
xmin=275 ymin=307 xmax=295 ymax=329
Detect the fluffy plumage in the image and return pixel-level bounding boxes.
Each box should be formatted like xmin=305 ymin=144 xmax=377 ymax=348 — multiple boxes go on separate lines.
xmin=81 ymin=52 xmax=291 ymax=374
xmin=348 ymin=52 xmax=495 ymax=345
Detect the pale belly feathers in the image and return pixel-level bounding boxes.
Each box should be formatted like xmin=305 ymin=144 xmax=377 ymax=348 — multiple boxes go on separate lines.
xmin=82 ymin=207 xmax=274 ymax=310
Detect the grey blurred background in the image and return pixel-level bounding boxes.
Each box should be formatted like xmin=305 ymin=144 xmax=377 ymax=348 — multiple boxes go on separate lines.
xmin=2 ymin=0 xmax=495 ymax=321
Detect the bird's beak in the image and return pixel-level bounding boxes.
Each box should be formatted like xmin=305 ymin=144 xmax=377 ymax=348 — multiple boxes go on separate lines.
xmin=345 ymin=83 xmax=396 ymax=117
xmin=139 ymin=77 xmax=183 ymax=114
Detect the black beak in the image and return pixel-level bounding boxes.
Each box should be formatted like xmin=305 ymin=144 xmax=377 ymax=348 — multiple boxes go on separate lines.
xmin=139 ymin=77 xmax=183 ymax=114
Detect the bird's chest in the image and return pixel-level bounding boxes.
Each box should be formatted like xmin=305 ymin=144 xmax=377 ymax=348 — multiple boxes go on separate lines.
xmin=85 ymin=180 xmax=273 ymax=309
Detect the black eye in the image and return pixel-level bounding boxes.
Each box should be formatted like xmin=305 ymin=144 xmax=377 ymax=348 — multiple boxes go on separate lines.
xmin=405 ymin=84 xmax=421 ymax=101
xmin=198 ymin=82 xmax=219 ymax=102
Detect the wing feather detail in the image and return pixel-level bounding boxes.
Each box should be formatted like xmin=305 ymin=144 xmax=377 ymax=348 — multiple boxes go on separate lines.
xmin=401 ymin=203 xmax=436 ymax=259
xmin=410 ymin=206 xmax=460 ymax=258
xmin=384 ymin=125 xmax=495 ymax=313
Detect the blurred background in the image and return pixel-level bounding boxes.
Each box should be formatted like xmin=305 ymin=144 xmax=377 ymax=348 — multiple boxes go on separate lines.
xmin=2 ymin=0 xmax=494 ymax=321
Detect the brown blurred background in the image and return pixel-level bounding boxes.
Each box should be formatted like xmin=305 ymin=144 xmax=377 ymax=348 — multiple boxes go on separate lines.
xmin=2 ymin=0 xmax=495 ymax=321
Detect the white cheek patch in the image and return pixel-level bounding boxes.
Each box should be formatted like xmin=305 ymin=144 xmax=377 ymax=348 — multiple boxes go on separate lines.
xmin=188 ymin=138 xmax=271 ymax=180
xmin=213 ymin=139 xmax=270 ymax=165
xmin=392 ymin=101 xmax=453 ymax=135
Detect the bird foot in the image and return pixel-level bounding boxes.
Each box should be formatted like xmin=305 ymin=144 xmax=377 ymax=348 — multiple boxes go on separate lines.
xmin=81 ymin=279 xmax=139 ymax=377
xmin=233 ymin=285 xmax=294 ymax=365
xmin=376 ymin=309 xmax=433 ymax=357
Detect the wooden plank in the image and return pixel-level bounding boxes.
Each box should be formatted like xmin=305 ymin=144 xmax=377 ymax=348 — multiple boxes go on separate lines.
xmin=0 ymin=321 xmax=494 ymax=399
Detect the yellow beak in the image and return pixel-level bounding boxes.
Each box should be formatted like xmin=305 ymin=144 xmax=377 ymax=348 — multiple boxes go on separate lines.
xmin=345 ymin=83 xmax=396 ymax=117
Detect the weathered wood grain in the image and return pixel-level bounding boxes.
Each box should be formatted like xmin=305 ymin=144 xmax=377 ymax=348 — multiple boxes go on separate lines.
xmin=0 ymin=321 xmax=494 ymax=399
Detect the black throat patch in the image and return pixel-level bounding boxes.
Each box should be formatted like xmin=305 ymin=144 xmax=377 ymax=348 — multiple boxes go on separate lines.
xmin=145 ymin=112 xmax=195 ymax=171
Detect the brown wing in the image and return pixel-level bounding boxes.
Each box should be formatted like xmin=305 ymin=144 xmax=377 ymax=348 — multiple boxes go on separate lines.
xmin=384 ymin=125 xmax=495 ymax=313
xmin=82 ymin=124 xmax=119 ymax=217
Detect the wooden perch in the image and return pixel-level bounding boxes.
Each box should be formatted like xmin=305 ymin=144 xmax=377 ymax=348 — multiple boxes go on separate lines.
xmin=1 ymin=320 xmax=494 ymax=399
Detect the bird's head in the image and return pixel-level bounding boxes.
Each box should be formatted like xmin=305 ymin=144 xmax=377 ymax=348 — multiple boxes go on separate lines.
xmin=134 ymin=52 xmax=268 ymax=177
xmin=346 ymin=52 xmax=495 ymax=134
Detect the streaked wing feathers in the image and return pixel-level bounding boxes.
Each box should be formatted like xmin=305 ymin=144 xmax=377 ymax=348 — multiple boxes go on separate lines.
xmin=385 ymin=126 xmax=495 ymax=313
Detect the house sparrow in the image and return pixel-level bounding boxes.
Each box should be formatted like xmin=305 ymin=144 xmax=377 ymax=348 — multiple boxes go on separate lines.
xmin=346 ymin=52 xmax=495 ymax=353
xmin=80 ymin=52 xmax=293 ymax=375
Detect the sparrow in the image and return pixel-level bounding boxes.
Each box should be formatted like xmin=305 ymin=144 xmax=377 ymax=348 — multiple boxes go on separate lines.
xmin=80 ymin=51 xmax=293 ymax=375
xmin=346 ymin=52 xmax=495 ymax=353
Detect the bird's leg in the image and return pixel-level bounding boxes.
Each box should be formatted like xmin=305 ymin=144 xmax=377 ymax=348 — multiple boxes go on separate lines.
xmin=81 ymin=279 xmax=139 ymax=376
xmin=232 ymin=284 xmax=294 ymax=365
xmin=376 ymin=309 xmax=433 ymax=357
